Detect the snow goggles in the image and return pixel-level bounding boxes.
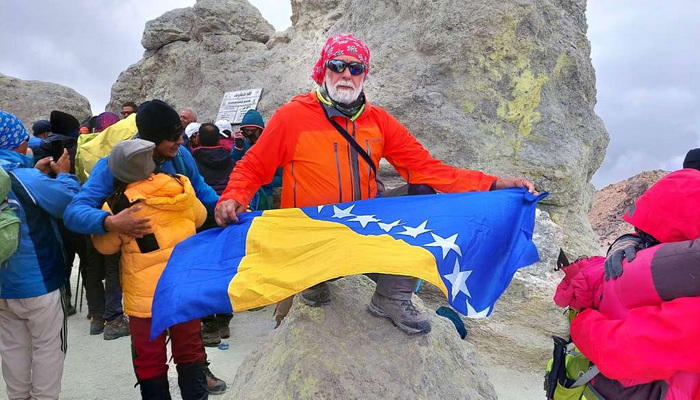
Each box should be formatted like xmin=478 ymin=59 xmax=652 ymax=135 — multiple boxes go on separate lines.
xmin=325 ymin=59 xmax=366 ymax=76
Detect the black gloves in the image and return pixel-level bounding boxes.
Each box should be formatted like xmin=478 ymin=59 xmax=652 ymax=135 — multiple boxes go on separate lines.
xmin=604 ymin=234 xmax=642 ymax=280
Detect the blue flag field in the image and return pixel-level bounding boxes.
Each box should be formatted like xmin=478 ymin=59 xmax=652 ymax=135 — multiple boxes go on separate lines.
xmin=150 ymin=188 xmax=546 ymax=339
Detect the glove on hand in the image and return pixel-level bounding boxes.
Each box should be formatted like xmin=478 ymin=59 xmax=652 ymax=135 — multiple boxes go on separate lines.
xmin=604 ymin=234 xmax=642 ymax=280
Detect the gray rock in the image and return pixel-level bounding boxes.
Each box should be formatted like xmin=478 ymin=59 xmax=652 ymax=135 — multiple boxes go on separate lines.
xmin=227 ymin=275 xmax=497 ymax=400
xmin=141 ymin=8 xmax=194 ymax=51
xmin=0 ymin=73 xmax=91 ymax=130
xmin=109 ymin=0 xmax=608 ymax=256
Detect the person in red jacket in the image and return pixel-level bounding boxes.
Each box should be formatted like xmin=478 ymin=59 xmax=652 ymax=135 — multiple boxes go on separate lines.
xmin=215 ymin=34 xmax=536 ymax=335
xmin=560 ymin=169 xmax=700 ymax=399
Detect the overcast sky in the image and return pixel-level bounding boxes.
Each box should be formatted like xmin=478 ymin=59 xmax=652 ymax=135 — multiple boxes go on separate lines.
xmin=1 ymin=1 xmax=698 ymax=188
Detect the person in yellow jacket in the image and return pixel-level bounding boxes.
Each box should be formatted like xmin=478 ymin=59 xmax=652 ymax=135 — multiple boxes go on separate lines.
xmin=92 ymin=139 xmax=212 ymax=399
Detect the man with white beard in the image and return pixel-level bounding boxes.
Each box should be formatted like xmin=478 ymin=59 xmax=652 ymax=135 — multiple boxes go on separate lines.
xmin=215 ymin=34 xmax=536 ymax=335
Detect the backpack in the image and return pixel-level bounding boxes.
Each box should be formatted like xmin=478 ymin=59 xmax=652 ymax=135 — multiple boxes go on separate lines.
xmin=74 ymin=113 xmax=138 ymax=183
xmin=544 ymin=250 xmax=604 ymax=400
xmin=0 ymin=168 xmax=20 ymax=267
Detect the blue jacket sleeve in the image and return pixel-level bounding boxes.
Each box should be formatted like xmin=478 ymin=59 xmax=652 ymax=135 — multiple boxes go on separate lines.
xmin=63 ymin=158 xmax=115 ymax=235
xmin=12 ymin=170 xmax=80 ymax=219
xmin=230 ymin=140 xmax=249 ymax=162
xmin=178 ymin=149 xmax=219 ymax=212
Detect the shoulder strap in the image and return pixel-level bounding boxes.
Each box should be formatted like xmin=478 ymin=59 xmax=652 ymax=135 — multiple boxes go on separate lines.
xmin=320 ymin=104 xmax=377 ymax=176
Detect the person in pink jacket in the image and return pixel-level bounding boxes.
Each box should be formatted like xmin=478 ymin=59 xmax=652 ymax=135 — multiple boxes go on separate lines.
xmin=555 ymin=169 xmax=700 ymax=399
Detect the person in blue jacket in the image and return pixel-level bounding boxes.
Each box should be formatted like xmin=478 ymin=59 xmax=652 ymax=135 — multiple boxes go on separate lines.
xmin=63 ymin=100 xmax=219 ymax=236
xmin=0 ymin=111 xmax=80 ymax=400
xmin=229 ymin=109 xmax=281 ymax=210
xmin=62 ymin=99 xmax=227 ymax=395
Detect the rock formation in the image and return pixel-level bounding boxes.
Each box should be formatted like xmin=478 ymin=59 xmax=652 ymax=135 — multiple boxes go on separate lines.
xmin=0 ymin=73 xmax=91 ymax=130
xmin=589 ymin=170 xmax=668 ymax=251
xmin=227 ymin=275 xmax=497 ymax=400
xmin=108 ymin=0 xmax=609 ymax=256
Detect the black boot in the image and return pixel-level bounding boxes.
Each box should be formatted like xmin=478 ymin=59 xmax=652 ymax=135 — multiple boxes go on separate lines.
xmin=139 ymin=374 xmax=171 ymax=400
xmin=177 ymin=362 xmax=209 ymax=400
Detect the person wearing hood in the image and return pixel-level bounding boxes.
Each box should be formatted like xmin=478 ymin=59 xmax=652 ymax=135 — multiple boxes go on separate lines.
xmin=0 ymin=111 xmax=80 ymax=400
xmin=91 ymin=139 xmax=214 ymax=399
xmin=192 ymin=123 xmax=234 ymax=196
xmin=230 ymin=109 xmax=264 ymax=162
xmin=557 ymin=169 xmax=700 ymax=399
xmin=228 ymin=110 xmax=281 ymax=211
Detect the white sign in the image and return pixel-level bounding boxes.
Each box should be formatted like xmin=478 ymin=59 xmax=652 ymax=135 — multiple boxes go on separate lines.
xmin=215 ymin=88 xmax=263 ymax=124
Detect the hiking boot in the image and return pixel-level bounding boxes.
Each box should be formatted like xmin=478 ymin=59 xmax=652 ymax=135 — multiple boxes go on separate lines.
xmin=177 ymin=362 xmax=209 ymax=399
xmin=63 ymin=294 xmax=77 ymax=316
xmin=300 ymin=282 xmax=331 ymax=307
xmin=64 ymin=302 xmax=77 ymax=317
xmin=90 ymin=316 xmax=105 ymax=335
xmin=205 ymin=366 xmax=227 ymax=395
xmin=219 ymin=326 xmax=230 ymax=339
xmin=367 ymin=292 xmax=431 ymax=335
xmin=139 ymin=374 xmax=172 ymax=400
xmin=104 ymin=315 xmax=130 ymax=340
xmin=202 ymin=318 xmax=221 ymax=347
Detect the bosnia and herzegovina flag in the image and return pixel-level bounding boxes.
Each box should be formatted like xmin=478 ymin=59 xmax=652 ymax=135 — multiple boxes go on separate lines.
xmin=150 ymin=187 xmax=546 ymax=339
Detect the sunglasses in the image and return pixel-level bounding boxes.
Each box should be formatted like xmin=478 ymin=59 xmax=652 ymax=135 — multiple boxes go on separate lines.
xmin=326 ymin=59 xmax=366 ymax=76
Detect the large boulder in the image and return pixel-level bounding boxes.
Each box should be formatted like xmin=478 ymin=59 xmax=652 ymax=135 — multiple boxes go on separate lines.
xmin=0 ymin=73 xmax=91 ymax=130
xmin=227 ymin=275 xmax=497 ymax=400
xmin=109 ymin=0 xmax=608 ymax=256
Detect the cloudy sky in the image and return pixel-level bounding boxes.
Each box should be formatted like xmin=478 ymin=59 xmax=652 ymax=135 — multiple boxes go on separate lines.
xmin=1 ymin=1 xmax=697 ymax=188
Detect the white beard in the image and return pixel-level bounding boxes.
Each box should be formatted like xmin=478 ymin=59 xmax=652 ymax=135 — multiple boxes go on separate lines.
xmin=324 ymin=75 xmax=363 ymax=104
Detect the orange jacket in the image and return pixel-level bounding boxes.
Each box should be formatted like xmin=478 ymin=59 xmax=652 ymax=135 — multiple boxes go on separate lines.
xmin=92 ymin=173 xmax=206 ymax=318
xmin=219 ymin=91 xmax=498 ymax=208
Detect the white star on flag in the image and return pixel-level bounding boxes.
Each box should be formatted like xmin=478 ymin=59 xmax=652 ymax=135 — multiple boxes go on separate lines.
xmin=443 ymin=259 xmax=472 ymax=300
xmin=377 ymin=220 xmax=401 ymax=232
xmin=332 ymin=205 xmax=356 ymax=218
xmin=466 ymin=300 xmax=490 ymax=318
xmin=348 ymin=214 xmax=380 ymax=228
xmin=397 ymin=220 xmax=431 ymax=238
xmin=425 ymin=233 xmax=462 ymax=259
xmin=317 ymin=205 xmax=326 ymax=213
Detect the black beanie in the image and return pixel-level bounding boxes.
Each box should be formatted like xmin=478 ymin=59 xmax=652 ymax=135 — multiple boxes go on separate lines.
xmin=136 ymin=100 xmax=183 ymax=144
xmin=50 ymin=110 xmax=79 ymax=136
xmin=683 ymin=148 xmax=700 ymax=171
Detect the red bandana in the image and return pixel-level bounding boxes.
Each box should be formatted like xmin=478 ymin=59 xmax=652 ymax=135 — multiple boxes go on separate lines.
xmin=311 ymin=34 xmax=371 ymax=85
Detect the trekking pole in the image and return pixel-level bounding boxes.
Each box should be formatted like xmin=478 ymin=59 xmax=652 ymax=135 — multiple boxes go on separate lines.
xmin=77 ymin=263 xmax=84 ymax=313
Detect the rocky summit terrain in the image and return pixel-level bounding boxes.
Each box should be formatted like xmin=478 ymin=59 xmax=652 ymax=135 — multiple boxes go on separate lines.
xmin=588 ymin=170 xmax=668 ymax=252
xmin=0 ymin=73 xmax=91 ymax=129
xmin=108 ymin=0 xmax=609 ymax=257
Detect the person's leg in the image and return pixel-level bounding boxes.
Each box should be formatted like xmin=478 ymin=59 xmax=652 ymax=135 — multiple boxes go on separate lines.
xmin=103 ymin=252 xmax=129 ymax=340
xmin=130 ymin=317 xmax=168 ymax=379
xmin=201 ymin=315 xmax=220 ymax=347
xmin=103 ymin=252 xmax=123 ymax=321
xmin=216 ymin=313 xmax=233 ymax=339
xmin=0 ymin=299 xmax=32 ymax=399
xmin=170 ymin=319 xmax=210 ymax=399
xmin=82 ymin=236 xmax=106 ymax=332
xmin=368 ymin=184 xmax=435 ymax=334
xmin=369 ymin=275 xmax=431 ymax=334
xmin=25 ymin=289 xmax=66 ymax=400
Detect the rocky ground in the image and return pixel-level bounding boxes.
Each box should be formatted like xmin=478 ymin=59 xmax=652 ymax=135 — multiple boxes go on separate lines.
xmin=588 ymin=170 xmax=667 ymax=251
xmin=0 ymin=269 xmax=542 ymax=399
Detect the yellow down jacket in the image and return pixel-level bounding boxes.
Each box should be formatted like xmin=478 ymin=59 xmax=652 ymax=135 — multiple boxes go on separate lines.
xmin=92 ymin=173 xmax=206 ymax=318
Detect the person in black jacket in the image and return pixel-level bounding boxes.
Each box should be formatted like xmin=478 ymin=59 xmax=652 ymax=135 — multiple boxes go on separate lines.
xmin=192 ymin=123 xmax=234 ymax=195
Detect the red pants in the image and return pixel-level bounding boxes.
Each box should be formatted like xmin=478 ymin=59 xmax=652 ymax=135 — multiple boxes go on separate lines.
xmin=130 ymin=316 xmax=206 ymax=380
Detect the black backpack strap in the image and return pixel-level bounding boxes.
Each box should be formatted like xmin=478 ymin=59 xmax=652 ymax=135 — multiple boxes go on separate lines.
xmin=320 ymin=105 xmax=377 ymax=176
